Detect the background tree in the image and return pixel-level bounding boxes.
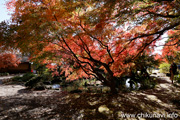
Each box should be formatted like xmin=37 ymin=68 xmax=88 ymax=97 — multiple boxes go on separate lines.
xmin=0 ymin=53 xmax=20 ymax=69
xmin=0 ymin=21 xmax=20 ymax=69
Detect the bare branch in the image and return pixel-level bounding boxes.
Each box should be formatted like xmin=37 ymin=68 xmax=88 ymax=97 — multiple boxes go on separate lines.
xmin=147 ymin=10 xmax=180 ymax=18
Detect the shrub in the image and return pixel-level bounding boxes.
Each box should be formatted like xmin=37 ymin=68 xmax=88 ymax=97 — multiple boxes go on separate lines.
xmin=0 ymin=73 xmax=9 ymax=76
xmin=140 ymin=78 xmax=157 ymax=90
xmin=159 ymin=63 xmax=170 ymax=73
xmin=41 ymin=73 xmax=53 ymax=81
xmin=129 ymin=72 xmax=157 ymax=90
xmin=25 ymin=75 xmax=43 ymax=88
xmin=174 ymin=74 xmax=180 ymax=83
xmin=21 ymin=72 xmax=36 ymax=82
xmin=25 ymin=73 xmax=54 ymax=89
xmin=12 ymin=76 xmax=23 ymax=82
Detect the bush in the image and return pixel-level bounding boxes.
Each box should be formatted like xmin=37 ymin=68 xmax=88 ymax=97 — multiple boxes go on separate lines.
xmin=159 ymin=63 xmax=170 ymax=73
xmin=129 ymin=73 xmax=157 ymax=90
xmin=41 ymin=73 xmax=53 ymax=81
xmin=12 ymin=76 xmax=23 ymax=82
xmin=140 ymin=78 xmax=157 ymax=89
xmin=25 ymin=75 xmax=43 ymax=88
xmin=0 ymin=73 xmax=9 ymax=76
xmin=21 ymin=72 xmax=36 ymax=82
xmin=25 ymin=73 xmax=54 ymax=89
xmin=174 ymin=74 xmax=180 ymax=83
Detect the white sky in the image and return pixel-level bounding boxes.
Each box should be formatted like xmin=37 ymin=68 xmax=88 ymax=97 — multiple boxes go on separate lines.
xmin=0 ymin=0 xmax=11 ymax=22
xmin=153 ymin=33 xmax=168 ymax=55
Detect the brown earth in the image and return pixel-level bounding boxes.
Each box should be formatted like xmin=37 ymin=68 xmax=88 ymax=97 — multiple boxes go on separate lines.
xmin=0 ymin=76 xmax=180 ymax=120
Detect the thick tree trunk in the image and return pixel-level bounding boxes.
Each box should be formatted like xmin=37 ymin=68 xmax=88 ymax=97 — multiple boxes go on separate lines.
xmin=108 ymin=78 xmax=118 ymax=94
xmin=109 ymin=84 xmax=118 ymax=94
xmin=95 ymin=72 xmax=118 ymax=94
xmin=102 ymin=77 xmax=118 ymax=94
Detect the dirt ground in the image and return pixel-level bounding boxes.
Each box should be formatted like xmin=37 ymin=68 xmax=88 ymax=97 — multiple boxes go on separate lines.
xmin=0 ymin=76 xmax=180 ymax=120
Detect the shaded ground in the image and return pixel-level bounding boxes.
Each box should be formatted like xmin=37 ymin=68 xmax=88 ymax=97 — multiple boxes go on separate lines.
xmin=0 ymin=76 xmax=180 ymax=120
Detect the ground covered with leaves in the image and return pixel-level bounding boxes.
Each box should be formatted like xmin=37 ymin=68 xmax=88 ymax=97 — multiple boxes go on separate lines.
xmin=0 ymin=77 xmax=180 ymax=120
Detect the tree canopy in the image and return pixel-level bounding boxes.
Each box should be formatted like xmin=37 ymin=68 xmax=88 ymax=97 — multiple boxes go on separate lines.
xmin=2 ymin=0 xmax=180 ymax=93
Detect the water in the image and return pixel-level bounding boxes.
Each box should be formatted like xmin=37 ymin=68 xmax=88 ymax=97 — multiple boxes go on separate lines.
xmin=52 ymin=84 xmax=61 ymax=89
xmin=125 ymin=78 xmax=141 ymax=89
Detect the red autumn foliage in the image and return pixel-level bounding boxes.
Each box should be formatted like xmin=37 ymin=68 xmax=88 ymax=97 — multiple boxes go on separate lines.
xmin=4 ymin=0 xmax=180 ymax=93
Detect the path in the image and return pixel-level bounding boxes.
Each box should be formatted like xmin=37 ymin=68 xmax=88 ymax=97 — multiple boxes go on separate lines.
xmin=0 ymin=76 xmax=179 ymax=119
xmin=0 ymin=76 xmax=14 ymax=84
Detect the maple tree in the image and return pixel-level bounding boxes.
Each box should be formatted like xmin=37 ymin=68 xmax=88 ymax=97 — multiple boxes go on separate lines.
xmin=0 ymin=53 xmax=20 ymax=69
xmin=4 ymin=0 xmax=180 ymax=93
xmin=135 ymin=0 xmax=180 ymax=64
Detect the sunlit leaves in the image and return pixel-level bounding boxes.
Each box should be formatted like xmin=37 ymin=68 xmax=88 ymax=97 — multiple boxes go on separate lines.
xmin=162 ymin=29 xmax=180 ymax=62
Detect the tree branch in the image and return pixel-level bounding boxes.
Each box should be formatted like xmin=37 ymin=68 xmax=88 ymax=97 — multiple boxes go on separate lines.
xmin=79 ymin=24 xmax=114 ymax=65
xmin=128 ymin=22 xmax=180 ymax=42
xmin=147 ymin=10 xmax=180 ymax=18
xmin=132 ymin=34 xmax=162 ymax=60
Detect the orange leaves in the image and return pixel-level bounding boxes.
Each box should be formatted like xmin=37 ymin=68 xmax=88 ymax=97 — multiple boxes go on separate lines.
xmin=6 ymin=0 xmax=174 ymax=81
xmin=46 ymin=63 xmax=57 ymax=71
xmin=6 ymin=0 xmax=16 ymax=11
xmin=133 ymin=25 xmax=147 ymax=34
xmin=167 ymin=30 xmax=176 ymax=35
xmin=0 ymin=53 xmax=20 ymax=69
xmin=43 ymin=43 xmax=59 ymax=52
xmin=161 ymin=29 xmax=180 ymax=62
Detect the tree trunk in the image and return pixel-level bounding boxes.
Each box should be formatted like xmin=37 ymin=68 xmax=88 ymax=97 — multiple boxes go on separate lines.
xmin=95 ymin=69 xmax=118 ymax=94
xmin=102 ymin=77 xmax=118 ymax=94
xmin=109 ymin=85 xmax=118 ymax=94
xmin=108 ymin=79 xmax=118 ymax=94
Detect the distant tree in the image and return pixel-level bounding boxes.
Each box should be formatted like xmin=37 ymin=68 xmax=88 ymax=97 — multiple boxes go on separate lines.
xmin=0 ymin=21 xmax=20 ymax=69
xmin=0 ymin=53 xmax=20 ymax=69
xmin=159 ymin=63 xmax=171 ymax=73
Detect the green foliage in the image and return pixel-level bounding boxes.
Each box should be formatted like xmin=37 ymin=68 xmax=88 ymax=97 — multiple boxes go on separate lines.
xmin=0 ymin=73 xmax=9 ymax=76
xmin=129 ymin=73 xmax=157 ymax=90
xmin=126 ymin=53 xmax=160 ymax=90
xmin=12 ymin=76 xmax=23 ymax=82
xmin=21 ymin=73 xmax=36 ymax=82
xmin=34 ymin=64 xmax=47 ymax=75
xmin=159 ymin=63 xmax=170 ymax=73
xmin=25 ymin=73 xmax=53 ymax=89
xmin=41 ymin=73 xmax=54 ymax=82
xmin=174 ymin=74 xmax=180 ymax=83
xmin=25 ymin=75 xmax=43 ymax=89
xmin=140 ymin=77 xmax=157 ymax=90
xmin=134 ymin=53 xmax=160 ymax=69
